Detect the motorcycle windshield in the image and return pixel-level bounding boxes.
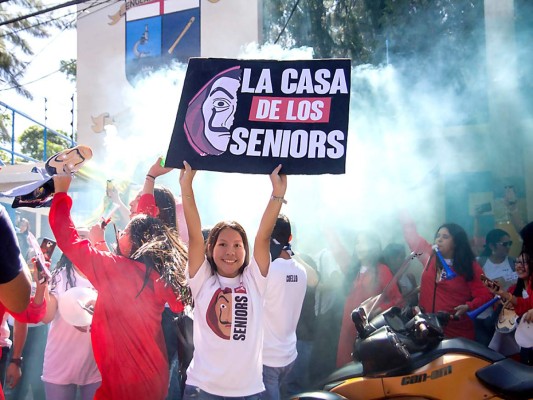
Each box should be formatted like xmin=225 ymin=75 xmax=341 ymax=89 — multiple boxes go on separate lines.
xmin=359 ymin=251 xmax=422 ymax=321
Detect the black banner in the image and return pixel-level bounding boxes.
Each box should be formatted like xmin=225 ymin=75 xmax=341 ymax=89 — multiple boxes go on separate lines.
xmin=165 ymin=58 xmax=351 ymax=174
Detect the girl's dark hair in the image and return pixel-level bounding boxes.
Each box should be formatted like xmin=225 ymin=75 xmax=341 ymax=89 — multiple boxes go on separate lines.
xmin=479 ymin=228 xmax=510 ymax=257
xmin=513 ymin=252 xmax=533 ymax=293
xmin=206 ymin=221 xmax=249 ymax=275
xmin=128 ymin=214 xmax=191 ymax=305
xmin=50 ymin=253 xmax=77 ymax=291
xmin=435 ymin=223 xmax=475 ymax=281
xmin=520 ymin=222 xmax=533 ymax=272
xmin=153 ymin=186 xmax=177 ymax=229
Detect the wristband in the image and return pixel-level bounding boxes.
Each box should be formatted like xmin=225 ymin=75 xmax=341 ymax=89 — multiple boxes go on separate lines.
xmin=10 ymin=357 xmax=23 ymax=367
xmin=146 ymin=174 xmax=156 ymax=181
xmin=271 ymin=195 xmax=287 ymax=204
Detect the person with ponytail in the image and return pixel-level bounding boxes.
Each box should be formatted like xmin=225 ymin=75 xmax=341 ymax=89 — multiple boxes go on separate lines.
xmin=49 ymin=174 xmax=191 ymax=400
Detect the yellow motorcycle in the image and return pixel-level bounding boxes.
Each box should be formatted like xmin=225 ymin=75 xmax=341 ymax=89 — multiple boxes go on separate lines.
xmin=292 ymin=253 xmax=533 ymax=400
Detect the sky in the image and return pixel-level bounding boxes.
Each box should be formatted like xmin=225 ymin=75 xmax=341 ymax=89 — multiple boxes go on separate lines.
xmin=1 ymin=1 xmax=77 ymax=136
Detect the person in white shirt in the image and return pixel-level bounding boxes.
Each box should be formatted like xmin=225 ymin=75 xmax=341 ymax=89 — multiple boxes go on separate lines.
xmin=179 ymin=162 xmax=287 ymax=400
xmin=475 ymin=229 xmax=517 ymax=346
xmin=40 ymin=229 xmax=101 ymax=400
xmin=262 ymin=214 xmax=307 ymax=400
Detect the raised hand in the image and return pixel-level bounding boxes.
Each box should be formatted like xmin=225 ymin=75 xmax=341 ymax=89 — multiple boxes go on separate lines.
xmin=148 ymin=156 xmax=173 ymax=179
xmin=270 ymin=164 xmax=287 ymax=198
xmin=179 ymin=161 xmax=197 ymax=190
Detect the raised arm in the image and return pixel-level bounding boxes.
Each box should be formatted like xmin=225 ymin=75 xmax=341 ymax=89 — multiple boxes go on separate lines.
xmin=106 ymin=184 xmax=130 ymax=223
xmin=254 ymin=164 xmax=287 ymax=277
xmin=0 ymin=206 xmax=31 ymax=312
xmin=179 ymin=161 xmax=204 ymax=278
xmin=143 ymin=156 xmax=173 ymax=196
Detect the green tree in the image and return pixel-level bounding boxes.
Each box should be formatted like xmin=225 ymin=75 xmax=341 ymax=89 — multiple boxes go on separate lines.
xmin=263 ymin=0 xmax=483 ymax=65
xmin=0 ymin=112 xmax=11 ymax=143
xmin=263 ymin=0 xmax=486 ymax=123
xmin=18 ymin=125 xmax=70 ymax=160
xmin=0 ymin=0 xmax=70 ymax=99
xmin=60 ymin=59 xmax=76 ymax=82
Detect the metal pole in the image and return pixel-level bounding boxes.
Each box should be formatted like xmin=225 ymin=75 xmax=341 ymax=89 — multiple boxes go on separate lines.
xmin=43 ymin=97 xmax=48 ymax=160
xmin=10 ymin=109 xmax=15 ymax=165
xmin=70 ymin=94 xmax=75 ymax=145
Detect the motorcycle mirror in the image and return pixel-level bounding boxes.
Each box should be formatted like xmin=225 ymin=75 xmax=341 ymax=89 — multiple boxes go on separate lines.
xmin=352 ymin=307 xmax=368 ymax=338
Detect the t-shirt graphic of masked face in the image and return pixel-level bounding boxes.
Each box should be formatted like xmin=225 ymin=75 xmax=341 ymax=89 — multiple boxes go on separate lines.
xmin=206 ymin=285 xmax=247 ymax=340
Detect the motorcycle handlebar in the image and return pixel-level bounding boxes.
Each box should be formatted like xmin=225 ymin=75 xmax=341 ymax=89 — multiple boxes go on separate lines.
xmin=436 ymin=311 xmax=460 ymax=326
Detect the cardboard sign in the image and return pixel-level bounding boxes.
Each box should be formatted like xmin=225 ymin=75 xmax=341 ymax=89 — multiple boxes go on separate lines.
xmin=165 ymin=58 xmax=351 ymax=174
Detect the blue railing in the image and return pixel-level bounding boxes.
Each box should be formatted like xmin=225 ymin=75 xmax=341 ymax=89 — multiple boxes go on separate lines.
xmin=0 ymin=100 xmax=76 ymax=164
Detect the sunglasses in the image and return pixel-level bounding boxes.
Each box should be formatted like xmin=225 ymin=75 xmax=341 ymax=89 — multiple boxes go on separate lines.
xmin=496 ymin=241 xmax=513 ymax=247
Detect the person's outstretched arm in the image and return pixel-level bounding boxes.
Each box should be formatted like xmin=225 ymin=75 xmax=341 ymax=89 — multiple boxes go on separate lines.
xmin=0 ymin=271 xmax=31 ymax=313
xmin=179 ymin=161 xmax=203 ymax=278
xmin=107 ymin=185 xmax=130 ymax=223
xmin=0 ymin=206 xmax=31 ymax=312
xmin=254 ymin=164 xmax=287 ymax=277
xmin=143 ymin=156 xmax=173 ymax=196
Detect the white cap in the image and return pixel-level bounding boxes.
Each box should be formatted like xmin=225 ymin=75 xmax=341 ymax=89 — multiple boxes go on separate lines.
xmin=515 ymin=317 xmax=533 ymax=348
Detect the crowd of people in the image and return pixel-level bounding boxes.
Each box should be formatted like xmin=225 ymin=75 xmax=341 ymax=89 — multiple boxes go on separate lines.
xmin=1 ymin=154 xmax=533 ymax=400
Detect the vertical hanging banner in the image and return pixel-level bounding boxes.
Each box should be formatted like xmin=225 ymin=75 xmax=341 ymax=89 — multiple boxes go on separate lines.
xmin=165 ymin=58 xmax=351 ymax=174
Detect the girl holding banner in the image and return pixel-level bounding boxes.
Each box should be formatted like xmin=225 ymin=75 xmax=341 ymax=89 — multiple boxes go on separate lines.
xmin=179 ymin=161 xmax=287 ymax=399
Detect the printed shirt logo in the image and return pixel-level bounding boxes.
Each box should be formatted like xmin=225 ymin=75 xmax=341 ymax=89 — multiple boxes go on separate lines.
xmin=206 ymin=286 xmax=248 ymax=341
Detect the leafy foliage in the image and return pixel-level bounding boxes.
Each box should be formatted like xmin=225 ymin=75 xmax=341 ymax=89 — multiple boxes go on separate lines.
xmin=18 ymin=125 xmax=70 ymax=160
xmin=0 ymin=112 xmax=11 ymax=143
xmin=59 ymin=59 xmax=76 ymax=82
xmin=263 ymin=0 xmax=484 ymax=65
xmin=0 ymin=0 xmax=71 ymax=99
xmin=263 ymin=0 xmax=487 ymax=124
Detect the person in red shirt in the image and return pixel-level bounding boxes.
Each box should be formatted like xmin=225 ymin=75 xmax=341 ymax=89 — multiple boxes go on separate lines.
xmin=49 ymin=174 xmax=190 ymax=400
xmin=401 ymin=213 xmax=492 ymax=340
xmin=336 ymin=232 xmax=402 ymax=367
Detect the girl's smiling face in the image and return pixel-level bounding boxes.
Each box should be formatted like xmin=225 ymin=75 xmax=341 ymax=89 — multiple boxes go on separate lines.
xmin=212 ymin=228 xmax=246 ymax=278
xmin=516 ymin=254 xmax=530 ymax=280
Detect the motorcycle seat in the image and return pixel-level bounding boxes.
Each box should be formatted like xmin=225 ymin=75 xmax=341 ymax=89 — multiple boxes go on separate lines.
xmin=476 ymin=357 xmax=533 ymax=399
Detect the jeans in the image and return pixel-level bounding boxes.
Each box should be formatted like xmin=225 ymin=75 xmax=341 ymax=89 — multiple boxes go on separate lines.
xmin=6 ymin=324 xmax=48 ymax=400
xmin=183 ymin=385 xmax=263 ymax=400
xmin=282 ymin=341 xmax=313 ymax=397
xmin=44 ymin=382 xmax=101 ymax=400
xmin=262 ymin=360 xmax=295 ymax=400
xmin=162 ymin=308 xmax=182 ymax=400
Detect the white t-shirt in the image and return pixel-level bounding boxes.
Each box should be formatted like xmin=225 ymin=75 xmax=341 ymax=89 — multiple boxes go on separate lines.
xmin=186 ymin=257 xmax=267 ymax=397
xmin=481 ymin=257 xmax=517 ymax=291
xmin=41 ymin=268 xmax=101 ymax=385
xmin=262 ymin=257 xmax=307 ymax=367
